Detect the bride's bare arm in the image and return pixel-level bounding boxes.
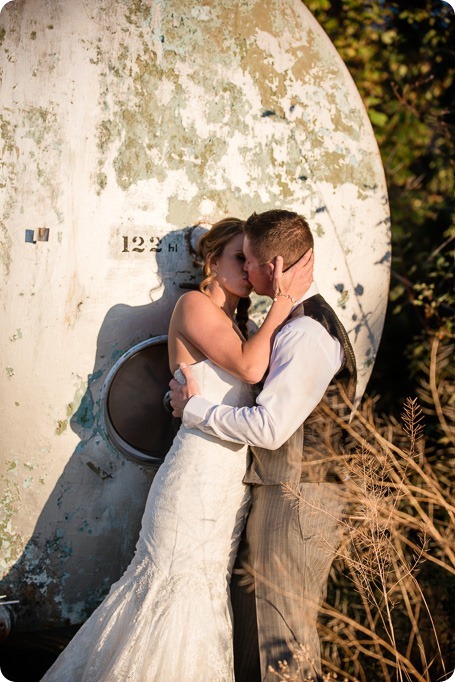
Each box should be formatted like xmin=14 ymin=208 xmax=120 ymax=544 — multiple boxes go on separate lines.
xmin=169 ymin=249 xmax=314 ymax=384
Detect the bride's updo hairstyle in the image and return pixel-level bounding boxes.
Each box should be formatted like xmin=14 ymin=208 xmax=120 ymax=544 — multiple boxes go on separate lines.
xmin=195 ymin=217 xmax=251 ymax=339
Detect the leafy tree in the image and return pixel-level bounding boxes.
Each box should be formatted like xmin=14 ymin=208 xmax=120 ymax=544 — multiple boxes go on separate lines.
xmin=303 ymin=0 xmax=455 ymax=413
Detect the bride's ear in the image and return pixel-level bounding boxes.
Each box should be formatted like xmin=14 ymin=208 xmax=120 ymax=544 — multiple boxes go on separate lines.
xmin=205 ymin=254 xmax=217 ymax=276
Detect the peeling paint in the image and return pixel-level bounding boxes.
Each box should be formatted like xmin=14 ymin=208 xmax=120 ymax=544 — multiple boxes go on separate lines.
xmin=20 ymin=104 xmax=65 ymax=224
xmin=0 ymin=113 xmax=19 ymax=156
xmin=95 ymin=171 xmax=107 ymax=194
xmin=9 ymin=328 xmax=22 ymax=341
xmin=55 ymin=419 xmax=68 ymax=435
xmin=0 ymin=221 xmax=12 ymax=277
xmin=24 ymin=106 xmax=55 ymax=146
xmin=0 ymin=475 xmax=23 ymax=570
xmin=72 ymin=390 xmax=95 ymax=429
xmin=337 ymin=290 xmax=349 ymax=307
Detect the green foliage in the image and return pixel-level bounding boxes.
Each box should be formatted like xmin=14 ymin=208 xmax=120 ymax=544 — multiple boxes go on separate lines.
xmin=303 ymin=0 xmax=455 ymax=411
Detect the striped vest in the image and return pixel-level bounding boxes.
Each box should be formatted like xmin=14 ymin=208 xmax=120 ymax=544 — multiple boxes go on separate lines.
xmin=244 ymin=294 xmax=357 ymax=486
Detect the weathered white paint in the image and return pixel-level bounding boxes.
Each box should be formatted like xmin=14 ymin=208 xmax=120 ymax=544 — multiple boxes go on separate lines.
xmin=0 ymin=0 xmax=390 ymax=630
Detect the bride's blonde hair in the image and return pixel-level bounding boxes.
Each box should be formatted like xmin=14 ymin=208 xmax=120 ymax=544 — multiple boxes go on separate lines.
xmin=194 ymin=217 xmax=251 ymax=338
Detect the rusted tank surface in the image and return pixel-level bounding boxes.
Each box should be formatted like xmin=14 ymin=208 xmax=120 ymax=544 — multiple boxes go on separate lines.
xmin=0 ymin=0 xmax=390 ymax=631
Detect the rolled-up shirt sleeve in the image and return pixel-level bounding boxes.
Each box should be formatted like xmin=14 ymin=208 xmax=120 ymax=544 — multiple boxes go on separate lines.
xmin=182 ymin=317 xmax=344 ymax=450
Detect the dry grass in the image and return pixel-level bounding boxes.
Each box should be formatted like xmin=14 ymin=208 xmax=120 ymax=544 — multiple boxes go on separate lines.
xmin=272 ymin=337 xmax=454 ymax=681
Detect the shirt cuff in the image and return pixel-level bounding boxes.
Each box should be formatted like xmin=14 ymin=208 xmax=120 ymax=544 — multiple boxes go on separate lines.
xmin=182 ymin=395 xmax=214 ymax=428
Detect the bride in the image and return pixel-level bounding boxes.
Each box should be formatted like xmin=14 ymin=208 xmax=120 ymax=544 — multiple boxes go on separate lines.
xmin=41 ymin=217 xmax=313 ymax=682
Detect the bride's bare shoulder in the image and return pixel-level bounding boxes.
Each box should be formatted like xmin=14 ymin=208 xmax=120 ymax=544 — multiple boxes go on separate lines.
xmin=172 ymin=290 xmax=211 ymax=319
xmin=175 ymin=289 xmax=209 ymax=309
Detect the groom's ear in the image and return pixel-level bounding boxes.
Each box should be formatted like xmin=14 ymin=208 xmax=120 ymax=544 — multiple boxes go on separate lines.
xmin=264 ymin=261 xmax=275 ymax=281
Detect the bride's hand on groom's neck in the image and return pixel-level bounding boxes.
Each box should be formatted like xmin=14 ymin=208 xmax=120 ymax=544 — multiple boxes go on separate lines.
xmin=273 ymin=249 xmax=314 ymax=301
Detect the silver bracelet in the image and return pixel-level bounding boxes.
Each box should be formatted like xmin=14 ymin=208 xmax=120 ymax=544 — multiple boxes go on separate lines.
xmin=272 ymin=292 xmax=297 ymax=304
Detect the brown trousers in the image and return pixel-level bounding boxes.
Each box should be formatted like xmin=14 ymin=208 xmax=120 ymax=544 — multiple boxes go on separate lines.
xmin=231 ymin=483 xmax=345 ymax=682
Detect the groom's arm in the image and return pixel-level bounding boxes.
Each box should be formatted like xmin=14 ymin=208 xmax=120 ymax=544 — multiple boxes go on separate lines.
xmin=172 ymin=318 xmax=343 ymax=450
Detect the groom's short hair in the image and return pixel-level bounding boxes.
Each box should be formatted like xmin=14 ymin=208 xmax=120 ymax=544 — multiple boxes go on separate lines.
xmin=244 ymin=210 xmax=313 ymax=269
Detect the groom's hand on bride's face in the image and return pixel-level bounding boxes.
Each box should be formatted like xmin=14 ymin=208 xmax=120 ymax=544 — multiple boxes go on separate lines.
xmin=169 ymin=363 xmax=201 ymax=418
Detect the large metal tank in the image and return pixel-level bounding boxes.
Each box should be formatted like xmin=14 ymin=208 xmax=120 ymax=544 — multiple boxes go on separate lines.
xmin=0 ymin=0 xmax=390 ymax=632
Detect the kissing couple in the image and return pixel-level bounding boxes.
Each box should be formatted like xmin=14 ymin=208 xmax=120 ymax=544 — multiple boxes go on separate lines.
xmin=42 ymin=209 xmax=356 ymax=682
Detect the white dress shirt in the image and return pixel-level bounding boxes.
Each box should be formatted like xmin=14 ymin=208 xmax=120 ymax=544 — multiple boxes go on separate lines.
xmin=182 ymin=282 xmax=344 ymax=450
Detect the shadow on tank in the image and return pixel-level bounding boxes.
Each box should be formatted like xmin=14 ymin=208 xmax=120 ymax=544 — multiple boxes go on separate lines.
xmin=0 ymin=226 xmax=205 ymax=681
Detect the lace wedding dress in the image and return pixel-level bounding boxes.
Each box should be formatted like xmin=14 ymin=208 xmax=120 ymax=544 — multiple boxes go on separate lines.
xmin=41 ymin=359 xmax=254 ymax=682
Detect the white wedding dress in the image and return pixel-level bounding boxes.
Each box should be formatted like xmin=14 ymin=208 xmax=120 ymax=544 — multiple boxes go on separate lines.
xmin=41 ymin=359 xmax=254 ymax=682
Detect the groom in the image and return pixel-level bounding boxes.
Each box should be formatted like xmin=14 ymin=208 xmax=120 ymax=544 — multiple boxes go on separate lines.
xmin=169 ymin=210 xmax=356 ymax=681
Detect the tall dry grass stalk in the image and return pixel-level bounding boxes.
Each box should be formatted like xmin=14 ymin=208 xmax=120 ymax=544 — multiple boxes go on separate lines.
xmin=271 ymin=337 xmax=454 ymax=682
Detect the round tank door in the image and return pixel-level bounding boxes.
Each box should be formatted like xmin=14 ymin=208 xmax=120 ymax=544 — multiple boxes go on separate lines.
xmin=102 ymin=335 xmax=179 ymax=467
